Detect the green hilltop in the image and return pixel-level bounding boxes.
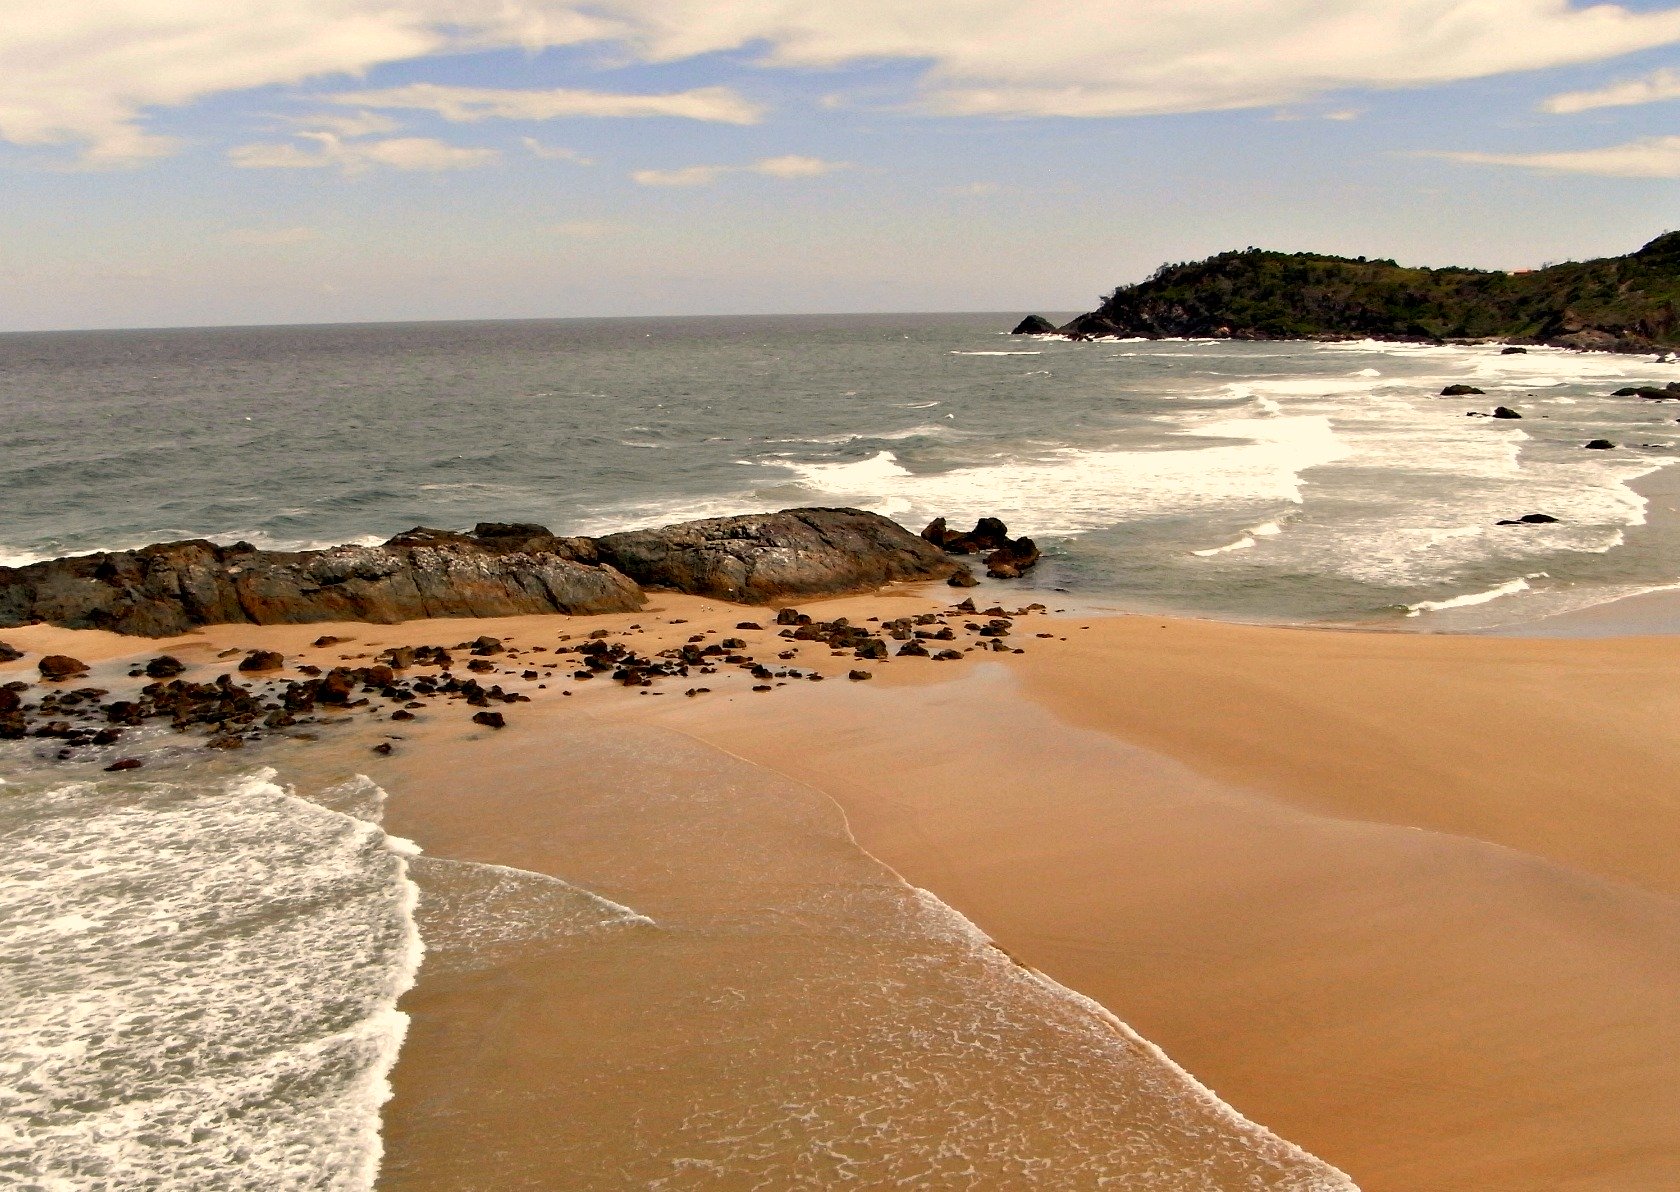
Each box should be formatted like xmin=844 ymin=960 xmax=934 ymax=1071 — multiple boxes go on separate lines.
xmin=1033 ymin=232 xmax=1680 ymax=351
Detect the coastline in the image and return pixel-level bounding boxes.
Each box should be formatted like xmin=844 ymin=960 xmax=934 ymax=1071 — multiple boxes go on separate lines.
xmin=5 ymin=586 xmax=1677 ymax=1188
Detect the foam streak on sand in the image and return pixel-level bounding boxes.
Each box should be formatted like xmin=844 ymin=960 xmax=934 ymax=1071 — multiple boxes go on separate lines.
xmin=0 ymin=768 xmax=420 ymax=1191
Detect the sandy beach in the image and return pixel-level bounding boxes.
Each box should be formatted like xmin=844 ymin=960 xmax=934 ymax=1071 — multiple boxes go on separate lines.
xmin=4 ymin=588 xmax=1676 ymax=1188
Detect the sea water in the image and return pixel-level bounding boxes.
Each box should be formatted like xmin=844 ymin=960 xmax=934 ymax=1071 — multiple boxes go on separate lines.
xmin=4 ymin=315 xmax=1679 ymax=629
xmin=0 ymin=761 xmax=421 ymax=1191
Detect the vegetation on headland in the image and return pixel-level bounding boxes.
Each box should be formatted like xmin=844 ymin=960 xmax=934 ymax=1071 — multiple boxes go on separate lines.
xmin=1025 ymin=232 xmax=1680 ymax=351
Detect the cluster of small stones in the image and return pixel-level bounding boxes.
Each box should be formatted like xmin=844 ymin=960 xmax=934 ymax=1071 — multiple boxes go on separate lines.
xmin=0 ymin=598 xmax=1056 ymax=767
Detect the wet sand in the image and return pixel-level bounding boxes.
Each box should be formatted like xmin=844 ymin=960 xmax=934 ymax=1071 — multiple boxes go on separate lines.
xmin=5 ymin=593 xmax=1677 ymax=1188
xmin=633 ymin=615 xmax=1680 ymax=1191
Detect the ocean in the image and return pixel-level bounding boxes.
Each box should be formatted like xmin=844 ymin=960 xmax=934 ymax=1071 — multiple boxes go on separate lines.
xmin=5 ymin=313 xmax=1679 ymax=629
xmin=6 ymin=313 xmax=1679 ymax=1188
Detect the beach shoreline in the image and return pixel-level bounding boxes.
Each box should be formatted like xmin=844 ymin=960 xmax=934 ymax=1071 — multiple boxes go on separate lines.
xmin=3 ymin=585 xmax=1677 ymax=1188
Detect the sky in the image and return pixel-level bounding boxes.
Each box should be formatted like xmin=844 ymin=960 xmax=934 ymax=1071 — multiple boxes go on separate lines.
xmin=3 ymin=1 xmax=1680 ymax=331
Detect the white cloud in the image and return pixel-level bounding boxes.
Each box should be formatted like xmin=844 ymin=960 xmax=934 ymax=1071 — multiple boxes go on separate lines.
xmin=632 ymin=155 xmax=849 ymax=186
xmin=1429 ymin=135 xmax=1680 ymax=177
xmin=631 ymin=164 xmax=729 ymax=187
xmin=749 ymin=154 xmax=846 ymax=178
xmin=331 ymin=82 xmax=762 ymax=124
xmin=521 ymin=137 xmax=594 ymax=163
xmin=230 ymin=133 xmax=497 ymax=172
xmin=9 ymin=2 xmax=1680 ymax=162
xmin=220 ymin=225 xmax=317 ymax=245
xmin=1543 ymin=67 xmax=1680 ymax=113
xmin=291 ymin=110 xmax=400 ymax=137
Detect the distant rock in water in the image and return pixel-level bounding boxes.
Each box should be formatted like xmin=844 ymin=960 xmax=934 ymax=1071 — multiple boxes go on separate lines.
xmin=1011 ymin=315 xmax=1060 ymax=335
xmin=594 ymin=508 xmax=960 ymax=603
xmin=1441 ymin=385 xmax=1485 ymax=396
xmin=1056 ymin=231 xmax=1680 ymax=351
xmin=921 ymin=516 xmax=1041 ymax=579
xmin=1491 ymin=406 xmax=1523 ymax=420
xmin=0 ymin=509 xmax=959 ymax=636
xmin=1584 ymin=439 xmax=1617 ymax=450
xmin=1497 ymin=513 xmax=1560 ymax=525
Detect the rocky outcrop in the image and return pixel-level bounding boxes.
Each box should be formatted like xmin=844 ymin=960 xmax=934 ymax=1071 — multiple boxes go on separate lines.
xmin=0 ymin=510 xmax=965 ymax=636
xmin=921 ymin=516 xmax=1042 ymax=579
xmin=0 ymin=527 xmax=644 ymax=637
xmin=1011 ymin=315 xmax=1059 ymax=335
xmin=593 ymin=508 xmax=962 ymax=603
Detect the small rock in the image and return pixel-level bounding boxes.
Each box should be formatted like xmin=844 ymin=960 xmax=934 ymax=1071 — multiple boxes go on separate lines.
xmin=104 ymin=758 xmax=144 ymax=772
xmin=238 ymin=649 xmax=285 ymax=672
xmin=0 ymin=641 xmax=21 ymax=663
xmin=1584 ymin=439 xmax=1616 ymax=450
xmin=145 ymin=656 xmax=186 ymax=678
xmin=1500 ymin=346 xmax=1528 ymax=355
xmin=372 ymin=742 xmax=394 ymax=755
xmin=848 ymin=669 xmax=873 ymax=681
xmin=947 ymin=567 xmax=980 ymax=588
xmin=470 ymin=636 xmax=505 ymax=656
xmin=472 ymin=711 xmax=506 ymax=729
xmin=38 ymin=655 xmax=88 ymax=681
xmin=1441 ymin=384 xmax=1484 ymax=396
xmin=312 ymin=636 xmax=346 ymax=647
xmin=1491 ymin=406 xmax=1522 ymax=420
xmin=736 ymin=621 xmax=763 ymax=631
xmin=1496 ymin=513 xmax=1560 ymax=526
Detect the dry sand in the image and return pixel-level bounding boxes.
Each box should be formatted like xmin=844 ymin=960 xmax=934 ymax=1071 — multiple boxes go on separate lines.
xmin=5 ymin=591 xmax=1676 ymax=1189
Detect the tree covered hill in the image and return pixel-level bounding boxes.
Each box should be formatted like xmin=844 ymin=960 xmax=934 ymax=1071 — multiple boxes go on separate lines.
xmin=1030 ymin=233 xmax=1680 ymax=351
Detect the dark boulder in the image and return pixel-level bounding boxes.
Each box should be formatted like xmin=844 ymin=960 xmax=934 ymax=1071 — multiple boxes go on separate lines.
xmin=1497 ymin=513 xmax=1560 ymax=525
xmin=472 ymin=710 xmax=506 ymax=729
xmin=985 ymin=538 xmax=1042 ymax=579
xmin=1011 ymin=315 xmax=1060 ymax=335
xmin=1441 ymin=385 xmax=1485 ymax=396
xmin=237 ymin=650 xmax=284 ymax=672
xmin=593 ymin=508 xmax=960 ymax=603
xmin=1491 ymin=406 xmax=1523 ymax=419
xmin=318 ymin=668 xmax=357 ymax=705
xmin=145 ymin=656 xmax=186 ymax=678
xmin=0 ymin=640 xmax=20 ymax=663
xmin=105 ymin=758 xmax=144 ymax=772
xmin=1500 ymin=346 xmax=1528 ymax=354
xmin=38 ymin=655 xmax=88 ymax=681
xmin=923 ymin=517 xmax=1012 ymax=555
xmin=946 ymin=568 xmax=980 ymax=588
xmin=1584 ymin=439 xmax=1616 ymax=449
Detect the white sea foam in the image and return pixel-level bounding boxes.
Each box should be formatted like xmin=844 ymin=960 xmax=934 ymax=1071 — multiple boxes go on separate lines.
xmin=0 ymin=768 xmax=420 ymax=1191
xmin=1407 ymin=574 xmax=1546 ymax=616
xmin=776 ymin=413 xmax=1350 ymax=538
xmin=1193 ymin=519 xmax=1286 ymax=557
